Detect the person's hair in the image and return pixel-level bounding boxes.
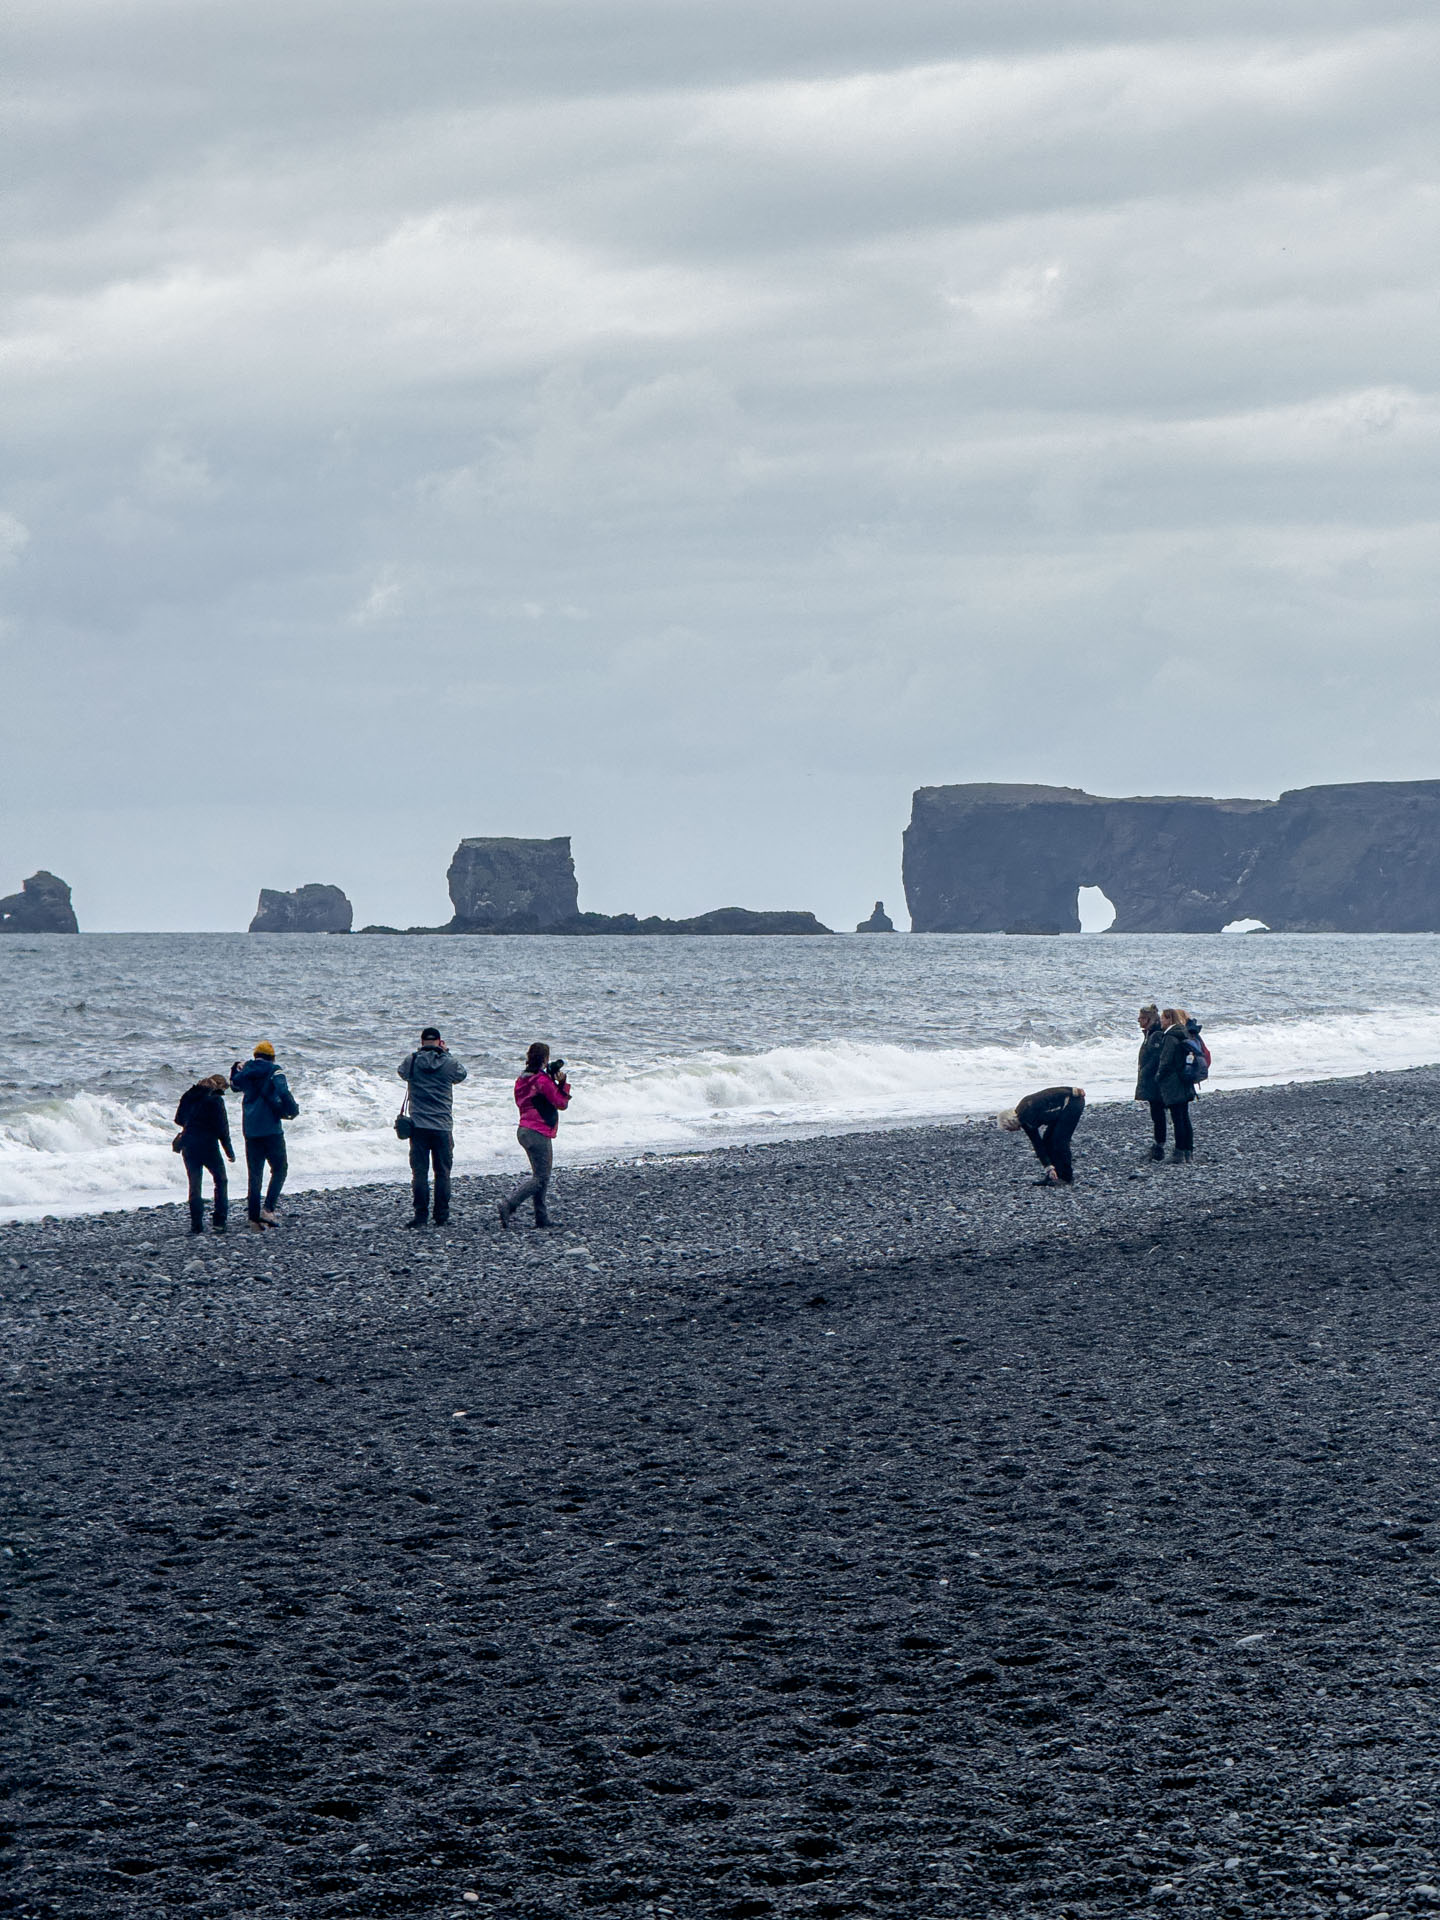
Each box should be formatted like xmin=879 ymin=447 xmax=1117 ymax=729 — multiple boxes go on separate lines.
xmin=1161 ymin=1006 xmax=1187 ymax=1027
xmin=203 ymin=1074 xmax=228 ymax=1092
xmin=420 ymin=1026 xmax=441 ymax=1042
xmin=1139 ymin=1002 xmax=1158 ymax=1022
xmin=996 ymin=1109 xmax=1020 ymax=1131
xmin=525 ymin=1041 xmax=551 ymax=1073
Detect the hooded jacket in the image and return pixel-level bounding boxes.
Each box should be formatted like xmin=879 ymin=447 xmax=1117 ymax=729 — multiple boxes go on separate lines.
xmin=1135 ymin=1023 xmax=1165 ymax=1102
xmin=174 ymin=1085 xmax=234 ymax=1156
xmin=1154 ymin=1026 xmax=1198 ymax=1107
xmin=231 ymin=1057 xmax=298 ymax=1137
xmin=398 ymin=1045 xmax=468 ymax=1131
xmin=514 ymin=1070 xmax=569 ymax=1139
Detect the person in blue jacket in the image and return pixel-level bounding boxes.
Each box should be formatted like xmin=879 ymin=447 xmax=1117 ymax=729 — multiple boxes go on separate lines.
xmin=230 ymin=1041 xmax=299 ymax=1229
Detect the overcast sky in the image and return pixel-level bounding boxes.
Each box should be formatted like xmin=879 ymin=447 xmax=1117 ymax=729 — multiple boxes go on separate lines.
xmin=2 ymin=1 xmax=1436 ymax=930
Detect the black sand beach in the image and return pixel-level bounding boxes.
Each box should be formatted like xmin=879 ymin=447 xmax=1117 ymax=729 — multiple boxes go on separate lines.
xmin=7 ymin=1071 xmax=1440 ymax=1918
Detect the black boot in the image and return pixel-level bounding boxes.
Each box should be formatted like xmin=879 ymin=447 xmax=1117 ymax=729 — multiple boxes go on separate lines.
xmin=1149 ymin=1143 xmax=1165 ymax=1162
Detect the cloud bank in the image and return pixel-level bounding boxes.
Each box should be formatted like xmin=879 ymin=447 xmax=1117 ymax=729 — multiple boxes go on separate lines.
xmin=2 ymin=1 xmax=1436 ymax=927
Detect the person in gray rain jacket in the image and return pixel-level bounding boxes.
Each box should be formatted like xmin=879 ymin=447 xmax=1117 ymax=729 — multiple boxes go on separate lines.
xmin=230 ymin=1041 xmax=299 ymax=1229
xmin=397 ymin=1027 xmax=468 ymax=1227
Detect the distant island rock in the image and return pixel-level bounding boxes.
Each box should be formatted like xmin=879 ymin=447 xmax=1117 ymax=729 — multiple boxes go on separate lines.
xmin=447 ymin=837 xmax=580 ymax=931
xmin=438 ymin=836 xmax=830 ymax=934
xmin=856 ymin=900 xmax=895 ymax=933
xmin=249 ymin=884 xmax=354 ymax=934
xmin=903 ymin=780 xmax=1440 ymax=933
xmin=0 ymin=870 xmax=79 ymax=934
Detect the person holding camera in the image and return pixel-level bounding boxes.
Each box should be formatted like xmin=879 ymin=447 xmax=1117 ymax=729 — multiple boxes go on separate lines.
xmin=397 ymin=1026 xmax=468 ymax=1227
xmin=498 ymin=1041 xmax=570 ymax=1230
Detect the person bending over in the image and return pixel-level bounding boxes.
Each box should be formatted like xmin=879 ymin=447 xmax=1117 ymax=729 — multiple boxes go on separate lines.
xmin=1154 ymin=1008 xmax=1198 ymax=1162
xmin=174 ymin=1074 xmax=235 ymax=1234
xmin=498 ymin=1042 xmax=570 ymax=1230
xmin=230 ymin=1041 xmax=299 ymax=1229
xmin=999 ymin=1085 xmax=1087 ymax=1185
xmin=1135 ymin=1002 xmax=1167 ymax=1161
xmin=397 ymin=1026 xmax=468 ymax=1228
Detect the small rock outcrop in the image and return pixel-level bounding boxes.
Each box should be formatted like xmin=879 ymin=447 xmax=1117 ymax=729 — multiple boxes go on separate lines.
xmin=856 ymin=900 xmax=895 ymax=933
xmin=249 ymin=884 xmax=353 ymax=934
xmin=902 ymin=780 xmax=1440 ymax=933
xmin=447 ymin=837 xmax=580 ymax=932
xmin=0 ymin=870 xmax=79 ymax=933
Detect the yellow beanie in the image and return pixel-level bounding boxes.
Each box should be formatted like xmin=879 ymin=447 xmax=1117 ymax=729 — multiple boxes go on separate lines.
xmin=253 ymin=1041 xmax=276 ymax=1059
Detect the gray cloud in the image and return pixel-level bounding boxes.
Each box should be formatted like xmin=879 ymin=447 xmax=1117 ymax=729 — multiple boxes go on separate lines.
xmin=1 ymin=1 xmax=1437 ymax=928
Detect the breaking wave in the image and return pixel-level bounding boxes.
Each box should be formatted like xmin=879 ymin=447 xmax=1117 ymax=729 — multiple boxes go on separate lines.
xmin=3 ymin=1005 xmax=1439 ymax=1221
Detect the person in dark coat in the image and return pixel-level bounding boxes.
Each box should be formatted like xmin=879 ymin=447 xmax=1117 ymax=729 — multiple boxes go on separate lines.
xmin=397 ymin=1027 xmax=468 ymax=1227
xmin=230 ymin=1041 xmax=299 ymax=1229
xmin=1135 ymin=1002 xmax=1167 ymax=1160
xmin=174 ymin=1074 xmax=235 ymax=1233
xmin=1154 ymin=1007 xmax=1198 ymax=1162
xmin=999 ymin=1085 xmax=1087 ymax=1185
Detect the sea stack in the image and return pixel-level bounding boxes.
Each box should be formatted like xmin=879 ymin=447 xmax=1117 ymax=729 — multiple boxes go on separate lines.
xmin=902 ymin=780 xmax=1440 ymax=933
xmin=856 ymin=901 xmax=895 ymax=933
xmin=249 ymin=884 xmax=354 ymax=933
xmin=0 ymin=871 xmax=79 ymax=933
xmin=447 ymin=837 xmax=580 ymax=931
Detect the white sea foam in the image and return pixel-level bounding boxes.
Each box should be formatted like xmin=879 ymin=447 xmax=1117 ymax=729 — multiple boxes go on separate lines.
xmin=3 ymin=1005 xmax=1438 ymax=1221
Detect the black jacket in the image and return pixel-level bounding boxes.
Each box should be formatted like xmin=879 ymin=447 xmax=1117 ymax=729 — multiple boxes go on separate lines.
xmin=1135 ymin=1024 xmax=1164 ymax=1101
xmin=174 ymin=1087 xmax=234 ymax=1156
xmin=1155 ymin=1027 xmax=1198 ymax=1107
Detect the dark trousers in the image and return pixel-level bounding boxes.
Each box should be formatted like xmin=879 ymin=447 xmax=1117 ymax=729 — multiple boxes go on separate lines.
xmin=1168 ymin=1102 xmax=1195 ymax=1153
xmin=409 ymin=1127 xmax=453 ymax=1222
xmin=1032 ymin=1094 xmax=1085 ymax=1183
xmin=506 ymin=1127 xmax=553 ymax=1223
xmin=183 ymin=1141 xmax=228 ymax=1230
xmin=245 ymin=1133 xmax=287 ymax=1220
xmin=1148 ymin=1099 xmax=1169 ymax=1146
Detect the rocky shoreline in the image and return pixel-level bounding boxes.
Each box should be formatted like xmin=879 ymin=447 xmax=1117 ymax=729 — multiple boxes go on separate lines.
xmin=7 ymin=1070 xmax=1440 ymax=1917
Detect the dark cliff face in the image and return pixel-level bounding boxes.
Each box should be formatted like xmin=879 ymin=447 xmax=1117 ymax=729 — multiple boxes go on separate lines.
xmin=0 ymin=871 xmax=79 ymax=933
xmin=902 ymin=781 xmax=1440 ymax=933
xmin=447 ymin=837 xmax=580 ymax=931
xmin=249 ymin=884 xmax=353 ymax=933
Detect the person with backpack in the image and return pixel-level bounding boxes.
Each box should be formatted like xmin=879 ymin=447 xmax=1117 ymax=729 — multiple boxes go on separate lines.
xmin=230 ymin=1041 xmax=299 ymax=1228
xmin=1154 ymin=1008 xmax=1207 ymax=1162
xmin=498 ymin=1042 xmax=570 ymax=1229
xmin=173 ymin=1074 xmax=235 ymax=1234
xmin=1135 ymin=1002 xmax=1168 ymax=1160
xmin=998 ymin=1085 xmax=1087 ymax=1185
xmin=396 ymin=1026 xmax=468 ymax=1228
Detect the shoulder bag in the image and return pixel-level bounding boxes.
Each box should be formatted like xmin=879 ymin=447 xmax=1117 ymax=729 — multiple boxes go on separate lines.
xmin=395 ymin=1060 xmax=414 ymax=1140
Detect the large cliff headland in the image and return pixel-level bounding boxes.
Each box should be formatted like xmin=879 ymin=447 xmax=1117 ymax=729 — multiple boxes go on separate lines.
xmin=903 ymin=780 xmax=1440 ymax=933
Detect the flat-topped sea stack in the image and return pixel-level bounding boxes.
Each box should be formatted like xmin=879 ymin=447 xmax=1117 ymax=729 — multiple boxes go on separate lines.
xmin=249 ymin=884 xmax=353 ymax=933
xmin=903 ymin=780 xmax=1440 ymax=933
xmin=447 ymin=837 xmax=581 ymax=932
xmin=443 ymin=836 xmax=829 ymax=933
xmin=0 ymin=870 xmax=79 ymax=933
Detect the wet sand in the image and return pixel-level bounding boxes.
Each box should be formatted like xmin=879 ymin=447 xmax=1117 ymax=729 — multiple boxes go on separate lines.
xmin=7 ymin=1070 xmax=1440 ymax=1917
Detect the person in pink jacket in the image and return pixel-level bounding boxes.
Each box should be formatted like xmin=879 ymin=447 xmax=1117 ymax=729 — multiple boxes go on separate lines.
xmin=498 ymin=1041 xmax=571 ymax=1229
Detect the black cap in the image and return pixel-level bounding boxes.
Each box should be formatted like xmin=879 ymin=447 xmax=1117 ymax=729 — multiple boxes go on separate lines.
xmin=420 ymin=1026 xmax=442 ymax=1042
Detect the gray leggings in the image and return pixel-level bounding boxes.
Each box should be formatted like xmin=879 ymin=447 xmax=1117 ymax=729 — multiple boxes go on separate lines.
xmin=506 ymin=1127 xmax=553 ymax=1222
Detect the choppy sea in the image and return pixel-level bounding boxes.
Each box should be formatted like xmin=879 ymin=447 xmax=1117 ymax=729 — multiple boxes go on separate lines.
xmin=1 ymin=931 xmax=1437 ymax=1220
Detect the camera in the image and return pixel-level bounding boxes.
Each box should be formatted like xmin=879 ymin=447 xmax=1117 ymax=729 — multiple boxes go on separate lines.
xmin=549 ymin=1057 xmax=566 ymax=1079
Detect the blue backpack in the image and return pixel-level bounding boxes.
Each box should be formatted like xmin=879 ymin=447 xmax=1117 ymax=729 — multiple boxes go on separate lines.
xmin=1185 ymin=1019 xmax=1211 ymax=1084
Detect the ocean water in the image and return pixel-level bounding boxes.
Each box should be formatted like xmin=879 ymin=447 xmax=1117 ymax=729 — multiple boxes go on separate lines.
xmin=1 ymin=931 xmax=1438 ymax=1221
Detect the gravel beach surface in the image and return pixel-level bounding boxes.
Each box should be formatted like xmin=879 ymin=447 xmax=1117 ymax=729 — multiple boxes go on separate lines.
xmin=7 ymin=1071 xmax=1440 ymax=1918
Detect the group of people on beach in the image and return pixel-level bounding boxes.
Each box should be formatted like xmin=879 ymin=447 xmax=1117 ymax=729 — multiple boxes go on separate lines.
xmin=172 ymin=1000 xmax=1208 ymax=1232
xmin=999 ymin=1003 xmax=1209 ymax=1187
xmin=171 ymin=1031 xmax=568 ymax=1235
